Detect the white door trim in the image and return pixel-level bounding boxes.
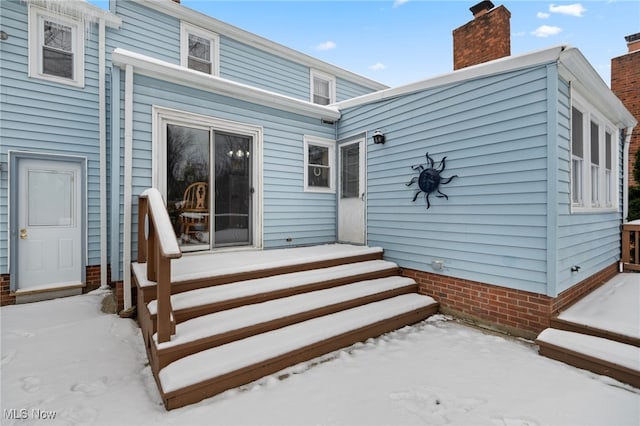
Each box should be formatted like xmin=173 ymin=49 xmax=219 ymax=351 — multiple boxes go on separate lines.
xmin=8 ymin=151 xmax=87 ymax=293
xmin=338 ymin=137 xmax=366 ymax=245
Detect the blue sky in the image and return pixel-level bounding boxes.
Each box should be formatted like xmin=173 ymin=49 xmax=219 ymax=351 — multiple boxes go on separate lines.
xmin=91 ymin=1 xmax=639 ymax=87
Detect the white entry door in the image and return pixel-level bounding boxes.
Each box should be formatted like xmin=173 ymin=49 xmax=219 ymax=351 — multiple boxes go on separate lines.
xmin=17 ymin=158 xmax=83 ymax=291
xmin=338 ymin=138 xmax=366 ymax=244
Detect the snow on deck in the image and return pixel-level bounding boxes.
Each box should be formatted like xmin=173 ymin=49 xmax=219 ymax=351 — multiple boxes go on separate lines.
xmin=159 ymin=293 xmax=435 ymax=393
xmin=537 ymin=329 xmax=640 ymax=372
xmin=557 ymin=273 xmax=640 ymax=339
xmin=154 ymin=276 xmax=416 ymax=349
xmin=147 ymin=259 xmax=396 ymax=315
xmin=134 ymin=244 xmax=383 ymax=286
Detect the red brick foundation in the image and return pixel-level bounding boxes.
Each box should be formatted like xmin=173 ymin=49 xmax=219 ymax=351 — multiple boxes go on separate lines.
xmin=0 ymin=265 xmax=112 ymax=307
xmin=1 ymin=274 xmax=15 ymax=306
xmin=114 ymin=280 xmax=137 ymax=313
xmin=403 ymin=262 xmax=619 ymax=339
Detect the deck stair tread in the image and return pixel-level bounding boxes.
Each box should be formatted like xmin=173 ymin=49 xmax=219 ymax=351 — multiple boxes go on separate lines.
xmin=154 ymin=276 xmax=417 ymax=349
xmin=147 ymin=259 xmax=398 ymax=315
xmin=135 ymin=244 xmax=383 ymax=287
xmin=537 ymin=329 xmax=640 ymax=372
xmin=159 ymin=293 xmax=437 ymax=395
xmin=536 ymin=328 xmax=640 ymax=388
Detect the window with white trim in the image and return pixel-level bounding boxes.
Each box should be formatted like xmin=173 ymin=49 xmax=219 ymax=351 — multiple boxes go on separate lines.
xmin=304 ymin=136 xmax=335 ymax=192
xmin=570 ymin=95 xmax=619 ymax=211
xmin=28 ymin=5 xmax=84 ymax=87
xmin=310 ymin=70 xmax=335 ymax=105
xmin=181 ymin=22 xmax=219 ymax=75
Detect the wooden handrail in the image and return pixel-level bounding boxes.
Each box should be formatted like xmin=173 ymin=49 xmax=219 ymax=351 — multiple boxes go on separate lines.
xmin=138 ymin=188 xmax=182 ymax=343
xmin=621 ymin=221 xmax=640 ymax=272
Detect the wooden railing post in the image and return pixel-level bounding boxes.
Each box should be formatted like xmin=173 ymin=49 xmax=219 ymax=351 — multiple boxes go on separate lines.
xmin=137 ymin=197 xmax=148 ymax=263
xmin=147 ymin=214 xmax=157 ymax=282
xmin=156 ymin=244 xmax=172 ymax=343
xmin=136 ymin=188 xmax=182 ymax=344
xmin=622 ymin=226 xmax=630 ymax=264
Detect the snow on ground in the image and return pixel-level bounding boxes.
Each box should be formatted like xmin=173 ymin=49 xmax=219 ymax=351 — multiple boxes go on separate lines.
xmin=1 ymin=289 xmax=639 ymax=426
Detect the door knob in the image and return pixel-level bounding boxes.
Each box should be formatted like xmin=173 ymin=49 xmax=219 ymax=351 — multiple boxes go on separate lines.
xmin=20 ymin=228 xmax=28 ymax=240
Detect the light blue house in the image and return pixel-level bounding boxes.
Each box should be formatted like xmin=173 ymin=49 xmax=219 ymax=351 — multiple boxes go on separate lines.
xmin=1 ymin=0 xmax=635 ymax=338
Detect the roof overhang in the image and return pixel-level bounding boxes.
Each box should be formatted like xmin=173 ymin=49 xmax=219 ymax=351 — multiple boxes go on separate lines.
xmin=335 ymin=45 xmax=637 ymax=130
xmin=111 ymin=48 xmax=341 ymax=122
xmin=558 ymin=47 xmax=636 ymax=129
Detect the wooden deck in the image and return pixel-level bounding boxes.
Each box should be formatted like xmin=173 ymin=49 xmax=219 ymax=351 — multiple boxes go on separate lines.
xmin=133 ymin=243 xmax=439 ymax=410
xmin=536 ymin=273 xmax=640 ymax=388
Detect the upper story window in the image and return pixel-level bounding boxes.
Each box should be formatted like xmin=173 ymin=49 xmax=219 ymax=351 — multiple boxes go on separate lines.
xmin=570 ymin=94 xmax=619 ymax=212
xmin=304 ymin=136 xmax=335 ymax=193
xmin=181 ymin=22 xmax=219 ymax=76
xmin=28 ymin=5 xmax=84 ymax=87
xmin=311 ymin=70 xmax=335 ymax=105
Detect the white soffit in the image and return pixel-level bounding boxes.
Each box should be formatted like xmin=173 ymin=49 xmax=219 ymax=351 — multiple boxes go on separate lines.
xmin=111 ymin=48 xmax=341 ymax=122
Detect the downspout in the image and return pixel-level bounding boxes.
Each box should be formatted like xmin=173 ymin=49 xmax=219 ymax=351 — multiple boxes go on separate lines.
xmin=99 ymin=17 xmax=107 ymax=289
xmin=623 ymin=127 xmax=634 ymax=223
xmin=123 ymin=64 xmax=134 ymax=310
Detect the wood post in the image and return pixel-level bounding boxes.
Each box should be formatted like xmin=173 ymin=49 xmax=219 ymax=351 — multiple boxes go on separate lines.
xmin=137 ymin=189 xmax=182 ymax=344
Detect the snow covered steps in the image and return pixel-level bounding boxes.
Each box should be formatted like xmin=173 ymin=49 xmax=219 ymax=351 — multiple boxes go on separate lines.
xmin=132 ymin=245 xmax=439 ymax=410
xmin=536 ymin=329 xmax=640 ymax=388
xmin=150 ymin=275 xmax=419 ymax=370
xmin=159 ymin=294 xmax=437 ymax=410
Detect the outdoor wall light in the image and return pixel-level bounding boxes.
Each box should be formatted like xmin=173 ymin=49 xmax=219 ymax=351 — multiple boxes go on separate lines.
xmin=372 ymin=129 xmax=386 ymax=145
xmin=0 ymin=31 xmax=9 ymax=41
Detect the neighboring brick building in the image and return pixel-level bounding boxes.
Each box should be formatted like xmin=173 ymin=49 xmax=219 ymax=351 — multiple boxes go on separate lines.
xmin=453 ymin=0 xmax=511 ymax=70
xmin=612 ymin=33 xmax=640 ymax=188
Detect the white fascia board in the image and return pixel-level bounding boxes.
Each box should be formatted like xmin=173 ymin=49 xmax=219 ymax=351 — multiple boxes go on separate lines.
xmin=111 ymin=48 xmax=341 ymax=122
xmin=335 ymin=45 xmax=568 ymax=110
xmin=135 ymin=0 xmax=387 ymax=91
xmin=558 ymin=48 xmax=637 ymax=129
xmin=26 ymin=0 xmax=121 ymax=27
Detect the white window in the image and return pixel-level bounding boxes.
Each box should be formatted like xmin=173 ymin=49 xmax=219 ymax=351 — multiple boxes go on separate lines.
xmin=310 ymin=70 xmax=335 ymax=105
xmin=304 ymin=136 xmax=335 ymax=192
xmin=181 ymin=22 xmax=219 ymax=76
xmin=570 ymin=94 xmax=619 ymax=212
xmin=28 ymin=5 xmax=84 ymax=87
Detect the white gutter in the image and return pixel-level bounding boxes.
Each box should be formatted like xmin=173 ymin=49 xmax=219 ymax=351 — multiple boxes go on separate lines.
xmin=99 ymin=17 xmax=107 ymax=289
xmin=111 ymin=48 xmax=341 ymax=122
xmin=623 ymin=128 xmax=634 ymax=223
xmin=123 ymin=64 xmax=134 ymax=310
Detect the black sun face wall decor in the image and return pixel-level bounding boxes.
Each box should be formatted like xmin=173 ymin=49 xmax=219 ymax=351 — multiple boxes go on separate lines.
xmin=406 ymin=152 xmax=458 ymax=209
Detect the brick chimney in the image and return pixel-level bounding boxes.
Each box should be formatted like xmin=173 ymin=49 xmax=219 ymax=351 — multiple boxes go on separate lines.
xmin=611 ymin=33 xmax=640 ymax=186
xmin=453 ymin=1 xmax=511 ymax=70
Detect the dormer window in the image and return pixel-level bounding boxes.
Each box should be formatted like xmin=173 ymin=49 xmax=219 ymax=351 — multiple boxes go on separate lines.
xmin=311 ymin=70 xmax=335 ymax=105
xmin=28 ymin=5 xmax=84 ymax=87
xmin=181 ymin=22 xmax=219 ymax=76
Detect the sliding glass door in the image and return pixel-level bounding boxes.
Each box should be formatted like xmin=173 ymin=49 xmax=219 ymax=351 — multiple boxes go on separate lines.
xmin=166 ymin=124 xmax=253 ymax=251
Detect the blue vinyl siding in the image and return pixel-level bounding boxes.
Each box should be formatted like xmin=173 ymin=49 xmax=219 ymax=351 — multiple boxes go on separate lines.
xmin=219 ymin=36 xmax=309 ymax=100
xmin=110 ymin=72 xmax=336 ymax=278
xmin=107 ymin=2 xmax=379 ymax=105
xmin=0 ymin=0 xmax=102 ymax=272
xmin=555 ymin=77 xmax=623 ymax=295
xmin=339 ymin=65 xmax=551 ymax=294
xmin=107 ymin=1 xmax=180 ymax=65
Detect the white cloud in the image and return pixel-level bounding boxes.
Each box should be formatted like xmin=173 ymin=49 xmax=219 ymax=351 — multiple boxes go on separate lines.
xmin=549 ymin=3 xmax=586 ymax=17
xmin=537 ymin=12 xmax=550 ymax=19
xmin=512 ymin=31 xmax=527 ymax=38
xmin=531 ymin=25 xmax=563 ymax=37
xmin=393 ymin=0 xmax=410 ymax=8
xmin=369 ymin=62 xmax=387 ymax=71
xmin=316 ymin=41 xmax=336 ymax=51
